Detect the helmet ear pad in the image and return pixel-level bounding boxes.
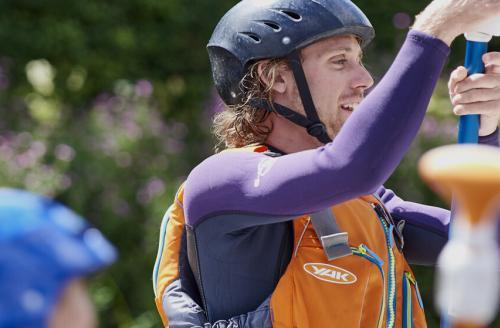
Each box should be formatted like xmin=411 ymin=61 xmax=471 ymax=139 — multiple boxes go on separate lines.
xmin=209 ymin=47 xmax=246 ymax=106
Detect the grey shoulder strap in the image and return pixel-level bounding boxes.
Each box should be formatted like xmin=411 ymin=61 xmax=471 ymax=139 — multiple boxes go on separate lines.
xmin=310 ymin=208 xmax=352 ymax=261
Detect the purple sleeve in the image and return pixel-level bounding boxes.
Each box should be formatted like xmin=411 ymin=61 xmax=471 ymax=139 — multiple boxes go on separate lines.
xmin=376 ymin=186 xmax=449 ymax=265
xmin=479 ymin=128 xmax=499 ymax=146
xmin=185 ymin=31 xmax=450 ymax=227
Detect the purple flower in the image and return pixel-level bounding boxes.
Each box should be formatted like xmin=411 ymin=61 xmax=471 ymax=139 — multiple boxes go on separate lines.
xmin=93 ymin=93 xmax=114 ymax=109
xmin=111 ymin=197 xmax=130 ymax=217
xmin=60 ymin=175 xmax=73 ymax=190
xmin=55 ymin=144 xmax=76 ymax=162
xmin=15 ymin=153 xmax=36 ymax=168
xmin=393 ymin=12 xmax=412 ymax=30
xmin=420 ymin=117 xmax=457 ymax=140
xmin=146 ymin=178 xmax=165 ymax=197
xmin=136 ymin=177 xmax=165 ymax=205
xmin=420 ymin=117 xmax=440 ymax=138
xmin=135 ymin=80 xmax=153 ymax=98
xmin=165 ymin=138 xmax=185 ymax=154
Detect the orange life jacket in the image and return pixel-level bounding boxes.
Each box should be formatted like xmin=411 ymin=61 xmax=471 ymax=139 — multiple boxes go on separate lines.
xmin=154 ymin=145 xmax=426 ymax=327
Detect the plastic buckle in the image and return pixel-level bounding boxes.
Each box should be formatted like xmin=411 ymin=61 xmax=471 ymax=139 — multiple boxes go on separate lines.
xmin=307 ymin=122 xmax=327 ymax=137
xmin=395 ymin=220 xmax=405 ymax=251
xmin=320 ymin=232 xmax=353 ymax=261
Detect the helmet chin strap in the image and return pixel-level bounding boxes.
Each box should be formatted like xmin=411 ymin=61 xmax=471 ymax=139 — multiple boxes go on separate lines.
xmin=253 ymin=50 xmax=332 ymax=144
xmin=252 ymin=99 xmax=332 ymax=144
xmin=251 ymin=49 xmax=332 ymax=144
xmin=286 ymin=50 xmax=332 ymax=144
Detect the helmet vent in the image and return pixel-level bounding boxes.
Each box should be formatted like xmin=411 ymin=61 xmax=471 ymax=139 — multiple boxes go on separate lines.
xmin=239 ymin=32 xmax=262 ymax=43
xmin=278 ymin=9 xmax=302 ymax=22
xmin=259 ymin=21 xmax=282 ymax=32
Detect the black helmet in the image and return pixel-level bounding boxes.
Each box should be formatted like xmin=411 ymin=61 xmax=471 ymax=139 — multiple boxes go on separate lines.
xmin=207 ymin=0 xmax=374 ymax=144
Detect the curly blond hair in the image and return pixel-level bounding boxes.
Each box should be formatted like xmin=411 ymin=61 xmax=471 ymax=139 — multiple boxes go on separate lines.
xmin=213 ymin=58 xmax=288 ymax=150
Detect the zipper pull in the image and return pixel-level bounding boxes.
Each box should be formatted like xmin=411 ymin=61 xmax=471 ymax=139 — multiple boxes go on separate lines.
xmin=406 ymin=272 xmax=416 ymax=285
xmin=352 ymin=244 xmax=367 ymax=255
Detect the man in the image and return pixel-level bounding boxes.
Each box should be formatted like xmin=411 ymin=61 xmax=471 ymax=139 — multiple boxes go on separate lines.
xmin=154 ymin=0 xmax=500 ymax=326
xmin=0 ymin=188 xmax=116 ymax=327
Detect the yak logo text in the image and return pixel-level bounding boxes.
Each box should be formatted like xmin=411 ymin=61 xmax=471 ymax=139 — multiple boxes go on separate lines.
xmin=303 ymin=263 xmax=357 ymax=284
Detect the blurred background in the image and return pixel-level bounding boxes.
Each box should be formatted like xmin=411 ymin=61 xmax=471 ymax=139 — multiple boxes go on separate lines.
xmin=0 ymin=1 xmax=498 ymax=327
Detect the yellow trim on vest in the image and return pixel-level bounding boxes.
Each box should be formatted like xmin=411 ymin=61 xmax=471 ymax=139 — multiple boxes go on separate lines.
xmin=154 ymin=184 xmax=186 ymax=327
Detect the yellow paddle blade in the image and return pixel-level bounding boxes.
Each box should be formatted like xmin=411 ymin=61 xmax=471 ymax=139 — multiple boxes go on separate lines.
xmin=418 ymin=145 xmax=500 ymax=224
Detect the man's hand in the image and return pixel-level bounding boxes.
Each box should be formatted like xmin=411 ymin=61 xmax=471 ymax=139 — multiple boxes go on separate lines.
xmin=413 ymin=0 xmax=500 ymax=45
xmin=448 ymin=52 xmax=500 ymax=136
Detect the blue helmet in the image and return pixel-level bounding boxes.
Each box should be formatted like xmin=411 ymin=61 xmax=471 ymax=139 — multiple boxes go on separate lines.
xmin=0 ymin=188 xmax=117 ymax=327
xmin=208 ymin=0 xmax=374 ymax=144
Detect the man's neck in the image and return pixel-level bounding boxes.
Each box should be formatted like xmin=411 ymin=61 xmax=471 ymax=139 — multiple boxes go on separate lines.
xmin=265 ymin=114 xmax=324 ymax=154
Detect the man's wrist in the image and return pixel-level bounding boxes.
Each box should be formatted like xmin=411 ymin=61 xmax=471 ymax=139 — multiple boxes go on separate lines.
xmin=412 ymin=15 xmax=456 ymax=46
xmin=412 ymin=24 xmax=455 ymax=47
xmin=407 ymin=30 xmax=451 ymax=57
xmin=411 ymin=2 xmax=459 ymax=46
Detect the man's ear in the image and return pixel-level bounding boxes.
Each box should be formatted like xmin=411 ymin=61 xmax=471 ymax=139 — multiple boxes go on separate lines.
xmin=257 ymin=60 xmax=289 ymax=94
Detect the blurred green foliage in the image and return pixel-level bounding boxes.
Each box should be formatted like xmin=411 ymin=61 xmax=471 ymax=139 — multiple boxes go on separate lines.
xmin=0 ymin=1 xmax=498 ymax=327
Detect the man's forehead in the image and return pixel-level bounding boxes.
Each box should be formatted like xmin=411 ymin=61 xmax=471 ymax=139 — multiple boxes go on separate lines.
xmin=302 ymin=35 xmax=362 ymax=56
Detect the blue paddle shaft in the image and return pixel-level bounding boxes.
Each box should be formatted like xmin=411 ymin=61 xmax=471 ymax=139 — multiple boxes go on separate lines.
xmin=442 ymin=40 xmax=489 ymax=328
xmin=458 ymin=41 xmax=488 ymax=144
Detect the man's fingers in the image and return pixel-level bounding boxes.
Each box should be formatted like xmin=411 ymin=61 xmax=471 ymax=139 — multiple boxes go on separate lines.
xmin=452 ymin=87 xmax=500 ymax=105
xmin=450 ymin=53 xmax=500 ymax=92
xmin=453 ymin=100 xmax=500 ymax=116
xmin=454 ymin=73 xmax=500 ymax=93
xmin=485 ymin=63 xmax=500 ymax=74
xmin=449 ymin=52 xmax=500 ymax=135
xmin=448 ymin=66 xmax=468 ymax=95
xmin=483 ymin=52 xmax=500 ymax=66
xmin=483 ymin=52 xmax=500 ymax=74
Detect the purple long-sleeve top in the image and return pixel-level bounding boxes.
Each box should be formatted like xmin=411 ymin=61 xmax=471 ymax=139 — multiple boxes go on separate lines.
xmin=182 ymin=31 xmax=499 ymax=321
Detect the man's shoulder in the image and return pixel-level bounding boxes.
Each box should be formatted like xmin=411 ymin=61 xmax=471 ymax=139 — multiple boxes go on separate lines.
xmin=183 ymin=148 xmax=270 ymax=225
xmin=190 ymin=147 xmax=268 ymax=177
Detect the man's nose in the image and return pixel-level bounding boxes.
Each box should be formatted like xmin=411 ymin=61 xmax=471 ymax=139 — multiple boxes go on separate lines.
xmin=352 ymin=64 xmax=374 ymax=91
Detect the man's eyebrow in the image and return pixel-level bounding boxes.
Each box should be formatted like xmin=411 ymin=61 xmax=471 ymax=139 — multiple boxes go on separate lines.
xmin=330 ymin=46 xmax=354 ymax=53
xmin=326 ymin=47 xmax=363 ymax=59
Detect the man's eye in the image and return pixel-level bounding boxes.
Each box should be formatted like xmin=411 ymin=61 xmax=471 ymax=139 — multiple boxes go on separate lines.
xmin=332 ymin=59 xmax=348 ymax=65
